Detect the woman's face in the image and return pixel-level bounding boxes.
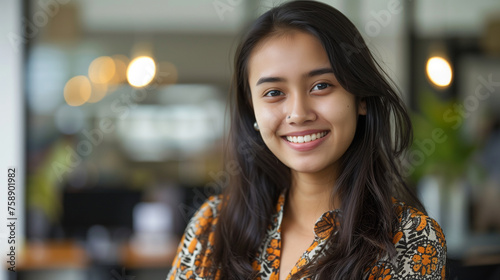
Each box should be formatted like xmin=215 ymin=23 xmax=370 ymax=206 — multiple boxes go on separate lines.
xmin=248 ymin=31 xmax=366 ymax=176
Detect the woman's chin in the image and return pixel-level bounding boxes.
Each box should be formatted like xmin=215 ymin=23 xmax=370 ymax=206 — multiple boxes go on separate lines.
xmin=287 ymin=163 xmax=331 ymax=175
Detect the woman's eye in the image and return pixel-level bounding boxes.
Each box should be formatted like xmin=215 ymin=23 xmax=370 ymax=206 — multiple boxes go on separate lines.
xmin=312 ymin=83 xmax=331 ymax=91
xmin=264 ymin=90 xmax=284 ymax=97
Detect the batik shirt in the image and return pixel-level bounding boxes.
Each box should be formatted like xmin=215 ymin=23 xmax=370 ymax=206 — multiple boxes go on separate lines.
xmin=166 ymin=193 xmax=447 ymax=280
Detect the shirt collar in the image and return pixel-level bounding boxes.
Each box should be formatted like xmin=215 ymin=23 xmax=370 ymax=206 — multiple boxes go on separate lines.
xmin=274 ymin=190 xmax=341 ymax=240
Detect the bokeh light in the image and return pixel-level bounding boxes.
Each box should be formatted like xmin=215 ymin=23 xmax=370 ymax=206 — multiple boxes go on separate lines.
xmin=158 ymin=61 xmax=178 ymax=85
xmin=127 ymin=56 xmax=156 ymax=87
xmin=426 ymin=56 xmax=453 ymax=87
xmin=110 ymin=54 xmax=129 ymax=85
xmin=64 ymin=75 xmax=92 ymax=106
xmin=88 ymin=56 xmax=116 ymax=84
xmin=87 ymin=83 xmax=108 ymax=103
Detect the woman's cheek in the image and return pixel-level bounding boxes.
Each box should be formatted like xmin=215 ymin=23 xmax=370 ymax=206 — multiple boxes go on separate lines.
xmin=320 ymin=97 xmax=357 ymax=127
xmin=255 ymin=108 xmax=282 ymax=141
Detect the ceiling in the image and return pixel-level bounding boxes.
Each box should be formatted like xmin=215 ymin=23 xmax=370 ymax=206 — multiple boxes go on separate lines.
xmin=29 ymin=0 xmax=500 ymax=36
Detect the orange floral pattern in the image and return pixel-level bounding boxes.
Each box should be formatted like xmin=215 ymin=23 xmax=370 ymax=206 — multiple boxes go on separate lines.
xmin=368 ymin=263 xmax=393 ymax=280
xmin=411 ymin=243 xmax=440 ymax=276
xmin=367 ymin=202 xmax=447 ymax=279
xmin=167 ymin=194 xmax=446 ymax=280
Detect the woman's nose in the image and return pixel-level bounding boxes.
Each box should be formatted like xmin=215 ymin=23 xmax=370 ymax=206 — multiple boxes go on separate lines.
xmin=286 ymin=94 xmax=316 ymax=125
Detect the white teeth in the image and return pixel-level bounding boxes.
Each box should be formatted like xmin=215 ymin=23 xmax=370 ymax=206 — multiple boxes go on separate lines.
xmin=286 ymin=131 xmax=327 ymax=143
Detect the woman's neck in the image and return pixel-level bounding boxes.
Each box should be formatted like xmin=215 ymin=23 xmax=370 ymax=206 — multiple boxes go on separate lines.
xmin=284 ymin=167 xmax=340 ymax=234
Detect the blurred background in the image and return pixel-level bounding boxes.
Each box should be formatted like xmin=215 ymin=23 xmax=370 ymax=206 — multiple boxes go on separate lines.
xmin=1 ymin=0 xmax=500 ymax=279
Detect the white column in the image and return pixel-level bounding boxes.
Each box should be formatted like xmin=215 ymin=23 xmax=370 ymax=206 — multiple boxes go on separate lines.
xmin=0 ymin=0 xmax=24 ymax=279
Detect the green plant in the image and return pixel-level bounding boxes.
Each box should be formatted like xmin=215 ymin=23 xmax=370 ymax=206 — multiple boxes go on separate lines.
xmin=409 ymin=91 xmax=476 ymax=184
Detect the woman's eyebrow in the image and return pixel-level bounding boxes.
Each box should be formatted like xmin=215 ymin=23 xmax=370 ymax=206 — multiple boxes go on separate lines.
xmin=255 ymin=67 xmax=335 ymax=86
xmin=255 ymin=76 xmax=285 ymax=86
xmin=306 ymin=67 xmax=334 ymax=78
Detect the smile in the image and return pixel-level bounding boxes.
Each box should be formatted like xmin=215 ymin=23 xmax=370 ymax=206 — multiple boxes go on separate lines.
xmin=285 ymin=131 xmax=328 ymax=144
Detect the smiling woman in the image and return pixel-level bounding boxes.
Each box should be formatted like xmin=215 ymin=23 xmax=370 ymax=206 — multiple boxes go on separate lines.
xmin=249 ymin=31 xmax=365 ymax=176
xmin=167 ymin=1 xmax=446 ymax=280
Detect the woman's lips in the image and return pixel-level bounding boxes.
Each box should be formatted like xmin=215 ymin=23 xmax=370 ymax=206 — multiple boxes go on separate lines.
xmin=285 ymin=131 xmax=328 ymax=143
xmin=282 ymin=130 xmax=330 ymax=151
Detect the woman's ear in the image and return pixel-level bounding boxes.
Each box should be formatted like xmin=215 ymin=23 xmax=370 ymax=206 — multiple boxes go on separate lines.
xmin=358 ymin=99 xmax=367 ymax=115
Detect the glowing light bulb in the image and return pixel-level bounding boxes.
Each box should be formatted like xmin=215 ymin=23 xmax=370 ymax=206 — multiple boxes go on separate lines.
xmin=426 ymin=56 xmax=452 ymax=87
xmin=127 ymin=56 xmax=156 ymax=87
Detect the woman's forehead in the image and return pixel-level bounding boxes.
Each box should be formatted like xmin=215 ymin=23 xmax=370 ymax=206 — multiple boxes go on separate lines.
xmin=247 ymin=31 xmax=332 ymax=84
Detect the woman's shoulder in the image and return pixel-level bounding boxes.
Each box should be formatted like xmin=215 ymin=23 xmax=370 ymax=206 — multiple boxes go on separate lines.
xmin=187 ymin=194 xmax=224 ymax=235
xmin=392 ymin=199 xmax=446 ymax=247
xmin=166 ymin=195 xmax=224 ymax=280
xmin=369 ymin=199 xmax=447 ymax=279
xmin=195 ymin=194 xmax=224 ymax=215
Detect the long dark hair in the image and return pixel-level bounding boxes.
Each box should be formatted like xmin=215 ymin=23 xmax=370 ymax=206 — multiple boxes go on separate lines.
xmin=212 ymin=1 xmax=424 ymax=279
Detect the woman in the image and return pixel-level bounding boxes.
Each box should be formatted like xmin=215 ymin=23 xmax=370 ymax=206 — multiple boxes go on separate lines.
xmin=167 ymin=1 xmax=446 ymax=279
